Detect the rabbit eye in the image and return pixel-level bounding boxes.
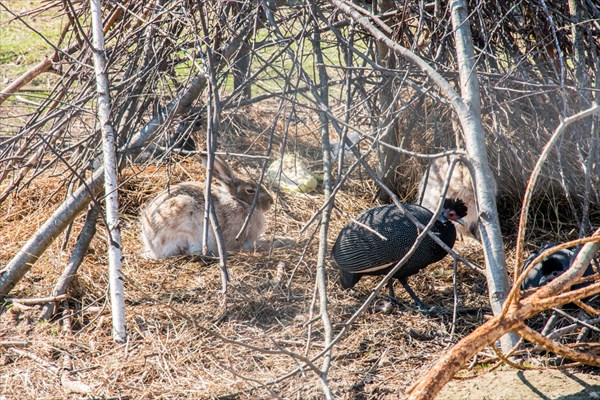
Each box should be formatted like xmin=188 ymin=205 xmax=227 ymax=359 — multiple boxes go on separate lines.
xmin=245 ymin=187 xmax=256 ymax=195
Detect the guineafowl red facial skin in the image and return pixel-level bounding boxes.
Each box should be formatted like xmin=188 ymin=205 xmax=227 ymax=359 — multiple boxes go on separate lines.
xmin=331 ymin=198 xmax=468 ymax=311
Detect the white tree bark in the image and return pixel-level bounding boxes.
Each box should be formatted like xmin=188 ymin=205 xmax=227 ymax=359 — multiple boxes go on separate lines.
xmin=90 ymin=0 xmax=126 ymax=343
xmin=449 ymin=0 xmax=518 ymax=351
xmin=330 ymin=0 xmax=518 ymax=351
xmin=39 ymin=206 xmax=99 ymax=321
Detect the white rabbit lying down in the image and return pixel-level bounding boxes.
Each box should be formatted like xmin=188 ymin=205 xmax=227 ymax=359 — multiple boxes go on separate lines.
xmin=141 ymin=156 xmax=274 ymax=259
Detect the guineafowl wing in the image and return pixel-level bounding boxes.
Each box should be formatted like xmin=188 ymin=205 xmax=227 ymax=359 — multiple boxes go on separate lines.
xmin=332 ymin=204 xmax=442 ymax=276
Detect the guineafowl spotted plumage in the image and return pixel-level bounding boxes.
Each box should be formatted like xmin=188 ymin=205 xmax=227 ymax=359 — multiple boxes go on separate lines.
xmin=521 ymin=242 xmax=596 ymax=291
xmin=331 ymin=198 xmax=468 ymax=311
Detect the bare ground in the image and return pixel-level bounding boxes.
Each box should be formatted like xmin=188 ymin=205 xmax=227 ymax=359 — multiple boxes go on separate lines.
xmin=439 ymin=368 xmax=600 ymax=400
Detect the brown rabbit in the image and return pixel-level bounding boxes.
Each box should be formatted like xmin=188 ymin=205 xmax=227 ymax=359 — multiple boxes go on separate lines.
xmin=141 ymin=156 xmax=273 ymax=258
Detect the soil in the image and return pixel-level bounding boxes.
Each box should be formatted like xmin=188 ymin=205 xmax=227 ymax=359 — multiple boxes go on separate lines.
xmin=438 ymin=368 xmax=600 ymax=400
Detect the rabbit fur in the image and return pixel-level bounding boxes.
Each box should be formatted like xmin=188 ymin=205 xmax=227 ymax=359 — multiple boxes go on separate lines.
xmin=418 ymin=156 xmax=496 ymax=241
xmin=141 ymin=156 xmax=273 ymax=258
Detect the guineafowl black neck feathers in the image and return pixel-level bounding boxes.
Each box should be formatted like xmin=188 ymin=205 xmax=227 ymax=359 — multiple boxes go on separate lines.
xmin=443 ymin=198 xmax=468 ymax=218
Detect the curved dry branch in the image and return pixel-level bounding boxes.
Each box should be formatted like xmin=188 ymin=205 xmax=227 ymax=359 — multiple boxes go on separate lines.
xmin=516 ymin=322 xmax=600 ymax=367
xmin=407 ymin=234 xmax=600 ymax=400
xmin=513 ymin=104 xmax=600 ymax=296
xmin=511 ymin=235 xmax=600 ymax=306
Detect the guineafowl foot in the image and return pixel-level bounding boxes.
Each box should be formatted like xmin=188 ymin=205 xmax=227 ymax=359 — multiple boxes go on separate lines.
xmin=385 ymin=282 xmax=426 ymax=312
xmin=385 ymin=280 xmax=440 ymax=313
xmin=386 ymin=295 xmax=403 ymax=308
xmin=397 ymin=278 xmax=434 ymax=313
xmin=384 ymin=296 xmax=435 ymax=314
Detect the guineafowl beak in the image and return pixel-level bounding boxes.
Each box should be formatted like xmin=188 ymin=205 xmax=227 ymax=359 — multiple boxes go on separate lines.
xmin=443 ymin=209 xmax=465 ymax=224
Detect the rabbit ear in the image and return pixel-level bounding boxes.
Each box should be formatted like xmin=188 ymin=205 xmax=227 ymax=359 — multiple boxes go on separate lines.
xmin=200 ymin=155 xmax=236 ymax=186
xmin=212 ymin=156 xmax=236 ymax=185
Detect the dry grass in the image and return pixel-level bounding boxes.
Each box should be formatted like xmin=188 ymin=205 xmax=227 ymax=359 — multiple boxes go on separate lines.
xmin=0 ymin=106 xmax=498 ymax=399
xmin=2 ymin=2 xmax=599 ymax=397
xmin=3 ymin=102 xmax=598 ymax=399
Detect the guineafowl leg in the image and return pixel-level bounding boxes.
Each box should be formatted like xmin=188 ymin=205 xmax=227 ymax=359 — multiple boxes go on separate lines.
xmin=387 ymin=280 xmax=401 ymax=307
xmin=398 ymin=277 xmax=429 ymax=311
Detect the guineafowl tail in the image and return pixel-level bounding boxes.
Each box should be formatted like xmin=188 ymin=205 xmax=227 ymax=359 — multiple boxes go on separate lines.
xmin=339 ymin=268 xmax=360 ymax=289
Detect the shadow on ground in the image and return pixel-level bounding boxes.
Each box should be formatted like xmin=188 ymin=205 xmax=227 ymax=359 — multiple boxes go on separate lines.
xmin=437 ymin=368 xmax=600 ymax=400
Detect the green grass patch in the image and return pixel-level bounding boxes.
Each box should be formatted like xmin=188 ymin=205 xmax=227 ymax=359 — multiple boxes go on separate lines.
xmin=0 ymin=1 xmax=64 ymax=80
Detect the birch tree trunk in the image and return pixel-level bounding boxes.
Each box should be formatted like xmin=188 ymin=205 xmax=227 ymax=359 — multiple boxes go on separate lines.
xmin=309 ymin=4 xmax=334 ymax=398
xmin=90 ymin=0 xmax=126 ymax=343
xmin=375 ymin=0 xmax=400 ymax=202
xmin=449 ymin=0 xmax=518 ymax=352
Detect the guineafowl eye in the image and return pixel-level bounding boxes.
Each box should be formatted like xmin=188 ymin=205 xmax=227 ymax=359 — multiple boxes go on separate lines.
xmin=446 ymin=210 xmax=458 ymax=220
xmin=331 ymin=198 xmax=468 ymax=313
xmin=545 ymin=271 xmax=561 ymax=282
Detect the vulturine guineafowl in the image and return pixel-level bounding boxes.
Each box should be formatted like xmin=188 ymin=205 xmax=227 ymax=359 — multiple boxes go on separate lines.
xmin=331 ymin=198 xmax=468 ymax=311
xmin=521 ymin=242 xmax=596 ymax=291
